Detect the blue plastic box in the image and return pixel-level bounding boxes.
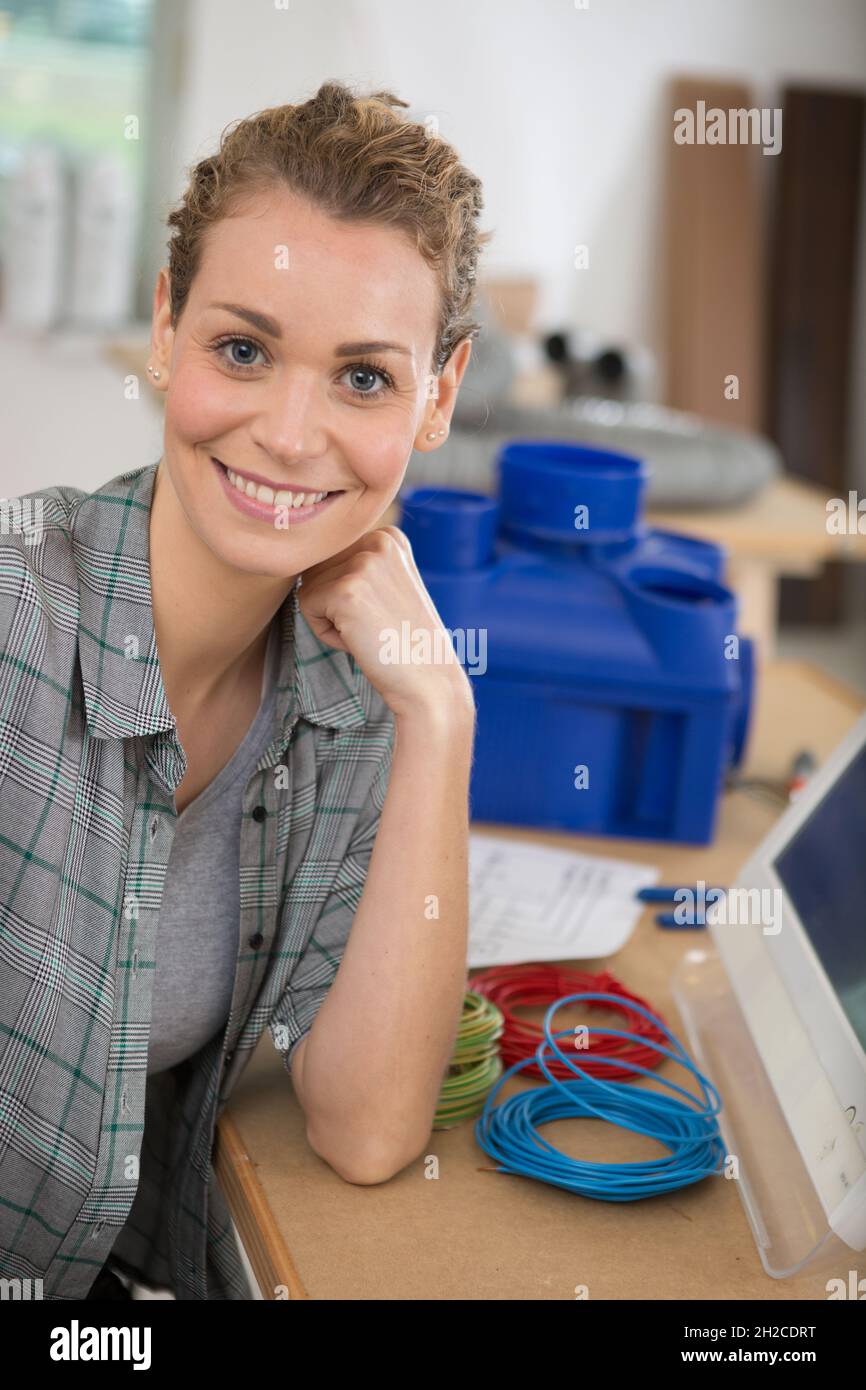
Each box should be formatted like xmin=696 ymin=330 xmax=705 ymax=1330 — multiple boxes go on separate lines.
xmin=398 ymin=441 xmax=754 ymax=844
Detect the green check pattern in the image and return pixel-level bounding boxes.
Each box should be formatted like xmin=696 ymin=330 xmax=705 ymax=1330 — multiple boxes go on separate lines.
xmin=0 ymin=462 xmax=394 ymax=1299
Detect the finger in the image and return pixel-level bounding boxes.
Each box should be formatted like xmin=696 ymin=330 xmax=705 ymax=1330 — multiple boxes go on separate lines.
xmin=377 ymin=524 xmax=413 ymax=555
xmin=298 ymin=555 xmax=383 ymax=635
xmin=299 ymin=551 xmax=382 ymax=604
xmin=301 ymin=525 xmax=397 ymax=585
xmin=300 ymin=532 xmax=413 ymax=604
xmin=302 ymin=615 xmax=351 ymax=653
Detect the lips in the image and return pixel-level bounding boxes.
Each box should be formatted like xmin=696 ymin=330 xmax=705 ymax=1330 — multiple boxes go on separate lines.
xmin=212 ymin=457 xmax=342 ymax=498
xmin=212 ymin=455 xmax=343 ymax=523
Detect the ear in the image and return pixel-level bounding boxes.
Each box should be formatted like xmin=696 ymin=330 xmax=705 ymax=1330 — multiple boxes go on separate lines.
xmin=414 ymin=338 xmax=474 ymax=451
xmin=147 ymin=268 xmax=174 ymax=391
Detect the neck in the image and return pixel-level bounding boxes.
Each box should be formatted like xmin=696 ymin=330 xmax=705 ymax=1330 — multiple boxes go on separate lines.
xmin=149 ymin=457 xmax=294 ymax=709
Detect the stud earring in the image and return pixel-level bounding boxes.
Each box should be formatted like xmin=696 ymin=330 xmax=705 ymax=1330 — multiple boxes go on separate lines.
xmin=147 ymin=365 xmax=161 ymax=380
xmin=426 ymin=428 xmax=448 ymax=440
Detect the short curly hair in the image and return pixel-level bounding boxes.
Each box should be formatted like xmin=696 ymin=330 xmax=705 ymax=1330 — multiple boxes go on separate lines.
xmin=165 ymin=79 xmax=493 ymax=378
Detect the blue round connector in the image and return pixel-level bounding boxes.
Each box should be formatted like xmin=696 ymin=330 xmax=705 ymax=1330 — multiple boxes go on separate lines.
xmin=398 ymin=487 xmax=500 ymax=571
xmin=498 ymin=440 xmax=650 ymax=545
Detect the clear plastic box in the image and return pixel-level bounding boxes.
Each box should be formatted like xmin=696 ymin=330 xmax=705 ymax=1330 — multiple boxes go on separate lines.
xmin=672 ymin=944 xmax=855 ymax=1280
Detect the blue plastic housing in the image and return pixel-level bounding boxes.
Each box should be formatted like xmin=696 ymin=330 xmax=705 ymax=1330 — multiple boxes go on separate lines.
xmin=399 ymin=440 xmax=754 ymax=845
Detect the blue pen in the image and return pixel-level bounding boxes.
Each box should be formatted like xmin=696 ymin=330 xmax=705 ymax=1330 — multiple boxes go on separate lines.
xmin=637 ymin=885 xmax=726 ymax=902
xmin=655 ymin=912 xmax=706 ymax=929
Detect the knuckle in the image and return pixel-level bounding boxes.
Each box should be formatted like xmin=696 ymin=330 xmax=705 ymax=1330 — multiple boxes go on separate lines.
xmin=365 ymin=528 xmax=392 ymax=550
xmin=335 ymin=574 xmax=363 ymax=600
xmin=380 ymin=525 xmax=411 ymax=552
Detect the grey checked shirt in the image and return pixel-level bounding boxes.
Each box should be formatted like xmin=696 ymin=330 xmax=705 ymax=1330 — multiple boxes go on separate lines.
xmin=0 ymin=462 xmax=395 ymax=1299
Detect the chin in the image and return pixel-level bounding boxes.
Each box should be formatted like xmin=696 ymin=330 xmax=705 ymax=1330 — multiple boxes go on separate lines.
xmin=203 ymin=529 xmax=322 ymax=579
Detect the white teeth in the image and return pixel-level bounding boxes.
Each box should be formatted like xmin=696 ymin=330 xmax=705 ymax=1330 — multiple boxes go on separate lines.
xmin=224 ymin=466 xmax=329 ymax=508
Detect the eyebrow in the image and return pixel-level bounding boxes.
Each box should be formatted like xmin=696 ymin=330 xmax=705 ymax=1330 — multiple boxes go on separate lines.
xmin=208 ymin=302 xmax=413 ymax=357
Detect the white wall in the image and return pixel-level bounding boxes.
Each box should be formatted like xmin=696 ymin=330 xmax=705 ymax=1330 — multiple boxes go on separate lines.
xmin=0 ymin=326 xmax=165 ymax=498
xmin=7 ymin=1 xmax=865 ymax=524
xmin=154 ymin=0 xmax=866 ymax=356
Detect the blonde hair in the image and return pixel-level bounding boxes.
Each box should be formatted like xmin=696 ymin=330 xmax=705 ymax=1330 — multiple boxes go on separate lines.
xmin=165 ymin=79 xmax=493 ymax=377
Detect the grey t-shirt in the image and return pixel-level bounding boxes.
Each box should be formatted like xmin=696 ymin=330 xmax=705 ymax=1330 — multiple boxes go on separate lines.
xmin=147 ymin=617 xmax=281 ymax=1075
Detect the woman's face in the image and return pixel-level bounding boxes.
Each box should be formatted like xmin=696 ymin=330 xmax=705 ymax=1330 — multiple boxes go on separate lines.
xmin=150 ymin=186 xmax=471 ymax=579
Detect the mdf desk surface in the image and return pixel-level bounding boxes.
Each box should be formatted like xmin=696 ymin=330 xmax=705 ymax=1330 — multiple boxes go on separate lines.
xmin=215 ymin=660 xmax=865 ymax=1300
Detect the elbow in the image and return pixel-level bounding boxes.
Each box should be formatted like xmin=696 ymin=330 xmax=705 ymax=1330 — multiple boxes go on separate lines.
xmin=305 ymin=1123 xmax=428 ymax=1186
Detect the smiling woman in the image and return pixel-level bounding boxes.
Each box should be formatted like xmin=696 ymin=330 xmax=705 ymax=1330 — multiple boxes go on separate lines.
xmin=144 ymin=83 xmax=494 ymax=712
xmin=0 ymin=79 xmax=491 ymax=1302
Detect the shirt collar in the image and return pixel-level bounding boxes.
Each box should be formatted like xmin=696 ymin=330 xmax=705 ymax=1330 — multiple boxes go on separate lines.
xmin=72 ymin=461 xmax=367 ymax=759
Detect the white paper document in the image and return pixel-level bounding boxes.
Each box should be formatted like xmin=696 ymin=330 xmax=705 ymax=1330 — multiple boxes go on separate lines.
xmin=467 ymin=832 xmax=659 ymax=967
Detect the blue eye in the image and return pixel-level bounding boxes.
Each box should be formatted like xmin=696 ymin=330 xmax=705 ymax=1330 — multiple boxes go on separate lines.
xmin=341 ymin=362 xmax=395 ymax=400
xmin=212 ymin=335 xmax=266 ymax=372
xmin=210 ymin=333 xmax=396 ymax=400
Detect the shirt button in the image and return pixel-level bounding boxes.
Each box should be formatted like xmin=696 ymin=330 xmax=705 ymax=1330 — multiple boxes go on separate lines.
xmin=252 ymin=805 xmax=267 ymax=822
xmin=248 ymin=932 xmax=264 ymax=949
xmin=225 ymin=1051 xmax=234 ymax=1067
xmin=149 ymin=815 xmax=159 ymax=839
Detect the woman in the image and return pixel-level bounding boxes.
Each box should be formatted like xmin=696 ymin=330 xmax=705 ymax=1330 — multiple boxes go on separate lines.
xmin=0 ymin=80 xmax=490 ymax=1300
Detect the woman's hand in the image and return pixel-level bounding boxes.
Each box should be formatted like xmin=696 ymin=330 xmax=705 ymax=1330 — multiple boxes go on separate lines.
xmin=297 ymin=526 xmax=476 ymax=726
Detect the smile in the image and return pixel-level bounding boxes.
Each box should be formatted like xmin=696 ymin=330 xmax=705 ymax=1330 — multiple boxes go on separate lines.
xmin=212 ymin=457 xmax=344 ymax=523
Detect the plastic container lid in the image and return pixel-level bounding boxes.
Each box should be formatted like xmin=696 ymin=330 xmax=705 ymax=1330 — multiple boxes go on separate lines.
xmin=498 ymin=440 xmax=650 ymax=544
xmin=399 ymin=487 xmax=500 ymax=570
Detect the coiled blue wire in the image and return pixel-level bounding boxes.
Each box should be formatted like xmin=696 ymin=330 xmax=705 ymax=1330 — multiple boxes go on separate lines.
xmin=474 ymin=992 xmax=726 ymax=1201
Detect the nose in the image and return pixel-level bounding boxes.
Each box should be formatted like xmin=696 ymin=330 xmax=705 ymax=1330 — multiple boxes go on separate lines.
xmin=246 ymin=369 xmax=328 ymax=466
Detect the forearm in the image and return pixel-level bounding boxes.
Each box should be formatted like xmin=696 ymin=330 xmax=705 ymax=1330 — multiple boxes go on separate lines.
xmin=295 ymin=687 xmax=475 ymax=1182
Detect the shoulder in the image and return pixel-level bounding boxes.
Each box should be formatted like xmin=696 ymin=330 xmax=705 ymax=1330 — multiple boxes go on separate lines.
xmin=0 ymin=480 xmax=87 ymax=631
xmin=1 ymin=478 xmax=86 ymax=549
xmin=0 ymin=465 xmax=157 ymax=719
xmin=0 ymin=463 xmax=156 ymax=625
xmin=0 ymin=481 xmax=95 ymax=765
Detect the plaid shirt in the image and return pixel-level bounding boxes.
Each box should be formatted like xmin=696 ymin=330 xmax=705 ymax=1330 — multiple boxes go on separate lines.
xmin=0 ymin=462 xmax=395 ymax=1300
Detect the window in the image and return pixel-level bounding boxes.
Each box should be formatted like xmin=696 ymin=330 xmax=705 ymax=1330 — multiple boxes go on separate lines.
xmin=0 ymin=0 xmax=157 ymax=328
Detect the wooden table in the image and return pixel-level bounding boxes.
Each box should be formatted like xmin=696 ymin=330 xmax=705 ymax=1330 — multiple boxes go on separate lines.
xmin=214 ymin=660 xmax=865 ymax=1300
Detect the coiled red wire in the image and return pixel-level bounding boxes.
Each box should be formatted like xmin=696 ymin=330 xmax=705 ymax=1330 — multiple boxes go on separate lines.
xmin=467 ymin=963 xmax=669 ymax=1082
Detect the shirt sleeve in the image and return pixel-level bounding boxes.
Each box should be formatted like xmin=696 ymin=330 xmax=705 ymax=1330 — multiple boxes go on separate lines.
xmin=269 ymin=724 xmax=395 ymax=1076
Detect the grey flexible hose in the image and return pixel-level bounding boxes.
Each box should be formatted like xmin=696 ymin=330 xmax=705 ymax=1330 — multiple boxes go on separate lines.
xmin=404 ymin=394 xmax=781 ymax=510
xmin=406 ymin=294 xmax=781 ymax=509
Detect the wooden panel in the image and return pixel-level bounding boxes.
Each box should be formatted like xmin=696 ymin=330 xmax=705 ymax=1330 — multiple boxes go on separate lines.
xmin=767 ymin=85 xmax=865 ymax=625
xmin=478 ymin=277 xmax=539 ymax=337
xmin=665 ymin=78 xmax=767 ymax=430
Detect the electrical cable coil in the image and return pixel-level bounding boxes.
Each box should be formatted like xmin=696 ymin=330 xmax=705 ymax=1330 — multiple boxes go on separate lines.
xmin=433 ymin=990 xmax=505 ymax=1129
xmin=469 ymin=963 xmax=669 ymax=1081
xmin=474 ymin=992 xmax=725 ymax=1200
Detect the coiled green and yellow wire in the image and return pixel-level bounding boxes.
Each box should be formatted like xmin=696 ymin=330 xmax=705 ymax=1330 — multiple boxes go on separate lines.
xmin=433 ymin=990 xmax=505 ymax=1129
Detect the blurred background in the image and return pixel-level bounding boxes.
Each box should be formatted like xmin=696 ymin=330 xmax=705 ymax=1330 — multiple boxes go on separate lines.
xmin=1 ymin=0 xmax=865 ymax=688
